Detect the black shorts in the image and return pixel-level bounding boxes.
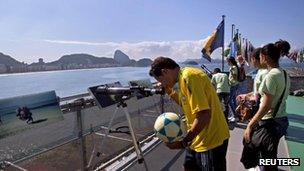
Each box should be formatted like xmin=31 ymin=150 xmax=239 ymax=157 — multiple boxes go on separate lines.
xmin=183 ymin=139 xmax=229 ymax=171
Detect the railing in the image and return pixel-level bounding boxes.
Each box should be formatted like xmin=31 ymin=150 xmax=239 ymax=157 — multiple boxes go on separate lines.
xmin=0 ymin=94 xmax=181 ymax=171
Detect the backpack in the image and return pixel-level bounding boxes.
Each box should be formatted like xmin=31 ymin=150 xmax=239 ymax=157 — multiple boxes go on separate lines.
xmin=238 ymin=65 xmax=246 ymax=82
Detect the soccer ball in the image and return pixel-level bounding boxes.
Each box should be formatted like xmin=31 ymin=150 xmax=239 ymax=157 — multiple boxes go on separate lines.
xmin=154 ymin=112 xmax=187 ymax=143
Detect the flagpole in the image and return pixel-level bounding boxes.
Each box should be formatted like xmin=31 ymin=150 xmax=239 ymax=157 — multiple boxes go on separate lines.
xmin=239 ymin=33 xmax=242 ymax=56
xmin=231 ymin=24 xmax=235 ymax=41
xmin=222 ymin=15 xmax=225 ymax=71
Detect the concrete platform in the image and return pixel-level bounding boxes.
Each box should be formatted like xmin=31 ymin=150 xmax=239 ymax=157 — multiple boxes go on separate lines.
xmin=128 ymin=124 xmax=290 ymax=171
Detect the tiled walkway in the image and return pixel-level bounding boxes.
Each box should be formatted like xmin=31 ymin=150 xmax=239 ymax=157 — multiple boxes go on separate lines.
xmin=286 ymin=96 xmax=304 ymax=171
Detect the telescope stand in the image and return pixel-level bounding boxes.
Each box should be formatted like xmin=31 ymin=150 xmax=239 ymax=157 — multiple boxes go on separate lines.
xmin=89 ymin=99 xmax=148 ymax=171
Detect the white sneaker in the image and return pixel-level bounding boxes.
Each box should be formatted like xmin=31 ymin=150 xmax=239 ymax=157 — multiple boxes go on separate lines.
xmin=247 ymin=166 xmax=261 ymax=171
xmin=228 ymin=117 xmax=235 ymax=122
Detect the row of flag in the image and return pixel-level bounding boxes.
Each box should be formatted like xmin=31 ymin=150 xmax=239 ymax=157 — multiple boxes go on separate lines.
xmin=225 ymin=32 xmax=255 ymax=63
xmin=201 ymin=18 xmax=255 ymax=64
xmin=201 ymin=18 xmax=303 ymax=65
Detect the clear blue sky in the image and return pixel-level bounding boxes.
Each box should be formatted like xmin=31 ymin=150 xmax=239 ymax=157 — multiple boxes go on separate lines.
xmin=0 ymin=0 xmax=303 ymax=63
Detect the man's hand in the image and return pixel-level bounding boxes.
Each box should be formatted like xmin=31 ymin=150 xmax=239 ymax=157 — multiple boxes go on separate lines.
xmin=165 ymin=141 xmax=183 ymax=149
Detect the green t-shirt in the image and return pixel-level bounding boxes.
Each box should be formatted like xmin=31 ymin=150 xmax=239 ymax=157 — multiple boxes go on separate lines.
xmin=253 ymin=69 xmax=268 ymax=96
xmin=229 ymin=65 xmax=239 ymax=86
xmin=211 ymin=73 xmax=230 ymax=93
xmin=259 ymin=68 xmax=290 ymax=119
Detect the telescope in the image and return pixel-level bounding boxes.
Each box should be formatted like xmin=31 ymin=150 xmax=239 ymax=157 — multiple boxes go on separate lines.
xmin=96 ymin=85 xmax=165 ymax=97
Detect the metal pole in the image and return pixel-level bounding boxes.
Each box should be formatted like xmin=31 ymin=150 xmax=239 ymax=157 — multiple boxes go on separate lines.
xmin=122 ymin=106 xmax=149 ymax=171
xmin=232 ymin=24 xmax=235 ymax=41
xmin=86 ymin=124 xmax=96 ymax=169
xmin=160 ymin=95 xmax=164 ymax=114
xmin=236 ymin=29 xmax=239 ymax=38
xmin=222 ymin=15 xmax=225 ymax=71
xmin=239 ymin=33 xmax=242 ymax=56
xmin=2 ymin=161 xmax=28 ymax=171
xmin=75 ymin=98 xmax=87 ymax=171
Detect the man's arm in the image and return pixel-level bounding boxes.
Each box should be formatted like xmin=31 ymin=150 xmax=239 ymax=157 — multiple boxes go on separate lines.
xmin=184 ymin=109 xmax=211 ymax=142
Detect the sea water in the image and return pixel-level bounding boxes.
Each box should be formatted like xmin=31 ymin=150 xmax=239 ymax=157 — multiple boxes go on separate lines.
xmin=4 ymin=61 xmax=298 ymax=99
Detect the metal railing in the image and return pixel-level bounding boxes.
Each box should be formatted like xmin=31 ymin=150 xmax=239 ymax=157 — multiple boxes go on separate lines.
xmin=0 ymin=94 xmax=174 ymax=171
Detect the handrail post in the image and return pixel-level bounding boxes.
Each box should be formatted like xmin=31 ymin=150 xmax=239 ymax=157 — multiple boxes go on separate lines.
xmin=74 ymin=98 xmax=87 ymax=171
xmin=160 ymin=95 xmax=164 ymax=114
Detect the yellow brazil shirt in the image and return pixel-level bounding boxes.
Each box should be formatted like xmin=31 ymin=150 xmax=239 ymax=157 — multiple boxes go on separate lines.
xmin=177 ymin=67 xmax=230 ymax=152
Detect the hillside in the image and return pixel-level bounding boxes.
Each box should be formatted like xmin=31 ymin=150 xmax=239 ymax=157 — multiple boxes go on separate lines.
xmin=136 ymin=58 xmax=153 ymax=67
xmin=49 ymin=54 xmax=118 ymax=65
xmin=0 ymin=53 xmax=23 ymax=66
xmin=0 ymin=50 xmax=154 ymax=74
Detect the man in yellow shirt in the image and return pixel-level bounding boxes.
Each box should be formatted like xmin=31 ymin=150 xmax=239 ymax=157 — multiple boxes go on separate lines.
xmin=149 ymin=57 xmax=230 ymax=171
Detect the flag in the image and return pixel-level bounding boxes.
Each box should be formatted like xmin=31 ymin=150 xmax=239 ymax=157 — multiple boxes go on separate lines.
xmin=243 ymin=39 xmax=249 ymax=62
xmin=224 ymin=47 xmax=230 ymax=57
xmin=201 ymin=20 xmax=224 ymax=62
xmin=229 ymin=41 xmax=238 ymax=58
xmin=299 ymin=48 xmax=304 ymax=63
xmin=247 ymin=41 xmax=255 ymax=63
xmin=238 ymin=34 xmax=242 ymax=55
xmin=287 ymin=50 xmax=299 ymax=62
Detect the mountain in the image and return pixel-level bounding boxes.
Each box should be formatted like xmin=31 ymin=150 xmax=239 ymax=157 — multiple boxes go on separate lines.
xmin=183 ymin=58 xmax=224 ymax=64
xmin=136 ymin=58 xmax=153 ymax=67
xmin=0 ymin=50 xmax=154 ymax=74
xmin=0 ymin=52 xmax=23 ymax=66
xmin=182 ymin=60 xmax=199 ymax=65
xmin=113 ymin=50 xmax=152 ymax=67
xmin=49 ymin=53 xmax=118 ymax=66
xmin=114 ymin=50 xmax=130 ymax=66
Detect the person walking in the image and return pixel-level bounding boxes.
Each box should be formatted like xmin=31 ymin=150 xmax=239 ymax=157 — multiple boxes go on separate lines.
xmin=237 ymin=48 xmax=268 ymax=103
xmin=227 ymin=57 xmax=240 ymax=122
xmin=211 ymin=68 xmax=230 ymax=121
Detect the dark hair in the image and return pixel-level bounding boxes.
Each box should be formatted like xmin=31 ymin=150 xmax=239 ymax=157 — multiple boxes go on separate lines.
xmin=214 ymin=68 xmax=221 ymax=73
xmin=261 ymin=43 xmax=280 ymax=63
xmin=251 ymin=47 xmax=262 ymax=60
xmin=149 ymin=56 xmax=179 ymax=77
xmin=275 ymin=39 xmax=290 ymax=56
xmin=227 ymin=57 xmax=238 ymax=67
xmin=227 ymin=57 xmax=240 ymax=78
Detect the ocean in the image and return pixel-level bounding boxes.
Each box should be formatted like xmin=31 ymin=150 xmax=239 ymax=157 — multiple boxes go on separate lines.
xmin=1 ymin=61 xmax=301 ymax=99
xmin=0 ymin=67 xmax=152 ymax=99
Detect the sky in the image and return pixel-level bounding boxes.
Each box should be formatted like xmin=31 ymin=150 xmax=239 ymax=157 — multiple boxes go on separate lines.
xmin=0 ymin=0 xmax=303 ymax=63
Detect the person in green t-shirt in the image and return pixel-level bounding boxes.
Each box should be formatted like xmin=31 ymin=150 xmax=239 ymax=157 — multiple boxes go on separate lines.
xmin=241 ymin=41 xmax=291 ymax=170
xmin=150 ymin=57 xmax=229 ymax=171
xmin=227 ymin=57 xmax=239 ymax=122
xmin=211 ymin=68 xmax=230 ymax=121
xmin=237 ymin=48 xmax=268 ymax=103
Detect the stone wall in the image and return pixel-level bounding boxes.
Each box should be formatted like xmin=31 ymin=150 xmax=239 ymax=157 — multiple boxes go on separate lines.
xmin=290 ymin=76 xmax=304 ymax=92
xmin=243 ymin=75 xmax=304 ymax=94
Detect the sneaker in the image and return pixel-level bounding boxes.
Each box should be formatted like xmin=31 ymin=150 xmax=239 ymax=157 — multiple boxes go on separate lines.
xmin=228 ymin=117 xmax=235 ymax=122
xmin=247 ymin=166 xmax=260 ymax=171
